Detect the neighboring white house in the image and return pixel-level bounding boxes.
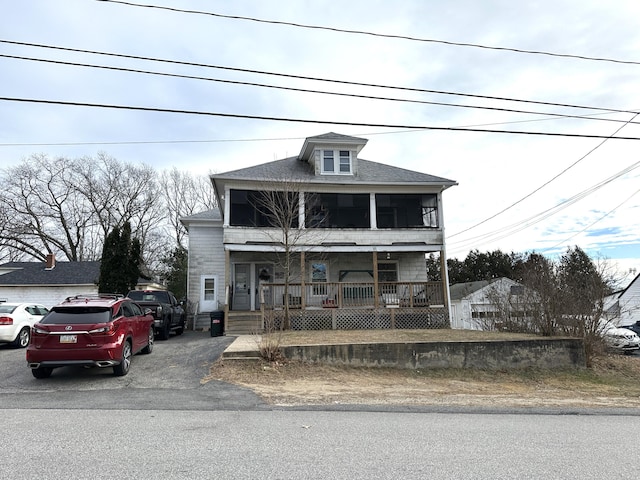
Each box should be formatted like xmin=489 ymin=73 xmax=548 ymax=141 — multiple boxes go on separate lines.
xmin=607 ymin=273 xmax=640 ymax=327
xmin=181 ymin=132 xmax=457 ymax=333
xmin=0 ymin=254 xmax=101 ymax=307
xmin=449 ymin=277 xmax=526 ymax=330
xmin=0 ymin=254 xmax=165 ymax=307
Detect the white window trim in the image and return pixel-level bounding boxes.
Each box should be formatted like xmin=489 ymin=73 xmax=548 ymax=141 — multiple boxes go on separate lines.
xmin=321 ymin=149 xmax=352 ymax=175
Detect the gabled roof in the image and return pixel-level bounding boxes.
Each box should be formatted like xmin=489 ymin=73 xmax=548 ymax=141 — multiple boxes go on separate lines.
xmin=180 ymin=208 xmax=222 ymax=225
xmin=0 ymin=261 xmax=100 ymax=286
xmin=618 ymin=272 xmax=640 ymax=300
xmin=299 ymin=132 xmax=368 ymax=160
xmin=449 ymin=277 xmax=520 ymax=301
xmin=212 ymin=156 xmax=456 ymax=187
xmin=449 ymin=280 xmax=492 ymax=301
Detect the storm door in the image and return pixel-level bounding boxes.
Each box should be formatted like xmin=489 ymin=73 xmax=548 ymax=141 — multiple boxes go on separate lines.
xmin=232 ymin=263 xmax=251 ymax=310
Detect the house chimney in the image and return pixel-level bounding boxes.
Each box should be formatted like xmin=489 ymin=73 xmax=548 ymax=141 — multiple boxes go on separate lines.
xmin=45 ymin=253 xmax=56 ymax=270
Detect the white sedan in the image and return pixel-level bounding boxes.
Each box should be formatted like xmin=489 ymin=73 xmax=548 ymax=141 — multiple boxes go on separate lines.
xmin=0 ymin=303 xmax=49 ymax=348
xmin=602 ymin=323 xmax=640 ymax=354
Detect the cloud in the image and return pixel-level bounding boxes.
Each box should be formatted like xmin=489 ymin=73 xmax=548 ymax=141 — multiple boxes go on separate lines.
xmin=1 ymin=0 xmax=639 ymax=281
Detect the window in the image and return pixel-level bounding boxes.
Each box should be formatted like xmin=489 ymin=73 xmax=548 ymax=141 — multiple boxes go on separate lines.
xmin=204 ymin=278 xmax=216 ymax=301
xmin=322 ymin=150 xmax=334 ymax=173
xmin=376 ymin=194 xmax=438 ymax=228
xmin=130 ymin=302 xmax=142 ymax=316
xmin=510 ymin=285 xmax=524 ymax=296
xmin=311 ymin=263 xmax=327 ymax=296
xmin=229 ymin=189 xmax=299 ymax=228
xmin=322 ymin=150 xmax=352 ymax=174
xmin=339 ymin=150 xmax=351 ymax=173
xmin=305 ymin=193 xmax=369 ymax=228
xmin=377 ymin=262 xmax=398 ymax=282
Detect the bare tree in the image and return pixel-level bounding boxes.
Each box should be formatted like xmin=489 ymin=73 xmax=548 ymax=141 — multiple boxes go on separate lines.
xmin=0 ymin=155 xmax=211 ymax=285
xmin=160 ymin=167 xmax=217 ymax=246
xmin=0 ymin=154 xmax=95 ymax=261
xmin=252 ymin=178 xmax=327 ymax=330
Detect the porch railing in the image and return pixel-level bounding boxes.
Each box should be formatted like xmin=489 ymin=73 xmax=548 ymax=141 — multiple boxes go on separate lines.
xmin=262 ymin=281 xmax=444 ymax=309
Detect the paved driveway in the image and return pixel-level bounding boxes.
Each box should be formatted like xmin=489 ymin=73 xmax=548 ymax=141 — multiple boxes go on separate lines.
xmin=0 ymin=331 xmax=267 ymax=410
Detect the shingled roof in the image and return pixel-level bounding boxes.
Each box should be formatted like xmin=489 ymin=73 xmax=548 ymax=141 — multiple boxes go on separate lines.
xmin=212 ymin=156 xmax=456 ymax=186
xmin=0 ymin=261 xmax=100 ymax=286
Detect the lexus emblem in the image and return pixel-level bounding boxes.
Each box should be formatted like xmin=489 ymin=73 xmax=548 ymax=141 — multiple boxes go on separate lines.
xmin=65 ymin=325 xmax=72 ymax=331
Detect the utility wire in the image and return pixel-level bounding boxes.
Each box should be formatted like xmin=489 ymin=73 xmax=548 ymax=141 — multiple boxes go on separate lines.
xmin=3 ymin=96 xmax=640 ymax=140
xmin=540 ymin=187 xmax=640 ymax=254
xmin=96 ymin=0 xmax=640 ymax=66
xmin=448 ymin=113 xmax=640 ymax=239
xmin=447 ymin=159 xmax=640 ymax=253
xmin=2 ymin=40 xmax=636 ymax=116
xmin=5 ymin=53 xmax=639 ymax=126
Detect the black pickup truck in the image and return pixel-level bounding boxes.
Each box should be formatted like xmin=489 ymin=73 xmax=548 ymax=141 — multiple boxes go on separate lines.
xmin=126 ymin=290 xmax=186 ymax=340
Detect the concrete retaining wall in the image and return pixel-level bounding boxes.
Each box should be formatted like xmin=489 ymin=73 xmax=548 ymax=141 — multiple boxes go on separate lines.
xmin=281 ymin=338 xmax=586 ymax=370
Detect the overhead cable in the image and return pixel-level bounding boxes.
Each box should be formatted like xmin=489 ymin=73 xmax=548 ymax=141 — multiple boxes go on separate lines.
xmin=95 ymin=0 xmax=640 ymax=66
xmin=4 ymin=53 xmax=638 ymax=126
xmin=3 ymin=96 xmax=640 ymax=140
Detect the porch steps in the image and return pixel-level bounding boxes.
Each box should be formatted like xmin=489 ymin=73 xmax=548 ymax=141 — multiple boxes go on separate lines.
xmin=224 ymin=313 xmax=262 ymax=336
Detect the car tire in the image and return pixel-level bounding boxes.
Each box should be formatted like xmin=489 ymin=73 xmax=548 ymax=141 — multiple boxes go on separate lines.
xmin=141 ymin=327 xmax=154 ymax=354
xmin=31 ymin=367 xmax=53 ymax=379
xmin=12 ymin=326 xmax=31 ymax=348
xmin=175 ymin=320 xmax=185 ymax=336
xmin=113 ymin=340 xmax=132 ymax=376
xmin=158 ymin=319 xmax=171 ymax=340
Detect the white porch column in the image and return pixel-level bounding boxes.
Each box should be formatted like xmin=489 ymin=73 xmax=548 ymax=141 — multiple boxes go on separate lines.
xmin=369 ymin=193 xmax=377 ymax=229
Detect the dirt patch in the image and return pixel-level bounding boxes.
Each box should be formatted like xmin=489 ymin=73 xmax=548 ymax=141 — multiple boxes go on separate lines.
xmin=204 ymin=330 xmax=640 ymax=409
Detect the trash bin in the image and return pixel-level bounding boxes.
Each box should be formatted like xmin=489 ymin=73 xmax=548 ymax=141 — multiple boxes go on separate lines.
xmin=210 ymin=311 xmax=224 ymax=337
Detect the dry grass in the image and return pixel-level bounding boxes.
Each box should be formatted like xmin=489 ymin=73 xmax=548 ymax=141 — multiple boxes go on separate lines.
xmin=204 ymin=329 xmax=640 ymax=409
xmin=275 ymin=328 xmax=542 ymax=345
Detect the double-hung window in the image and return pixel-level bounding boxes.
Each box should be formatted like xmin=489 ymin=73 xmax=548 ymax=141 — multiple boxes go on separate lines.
xmin=322 ymin=150 xmax=352 ymax=174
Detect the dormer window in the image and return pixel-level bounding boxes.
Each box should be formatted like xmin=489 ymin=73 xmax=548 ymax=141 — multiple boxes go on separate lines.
xmin=322 ymin=149 xmax=352 ymax=174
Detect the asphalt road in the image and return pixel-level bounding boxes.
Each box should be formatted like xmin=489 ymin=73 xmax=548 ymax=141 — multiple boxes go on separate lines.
xmin=0 ymin=330 xmax=267 ymax=410
xmin=4 ymin=408 xmax=640 ymax=479
xmin=4 ymin=330 xmax=640 ymax=478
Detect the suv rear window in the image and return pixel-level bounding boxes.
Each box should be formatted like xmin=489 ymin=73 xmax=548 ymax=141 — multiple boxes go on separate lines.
xmin=41 ymin=307 xmax=111 ymax=324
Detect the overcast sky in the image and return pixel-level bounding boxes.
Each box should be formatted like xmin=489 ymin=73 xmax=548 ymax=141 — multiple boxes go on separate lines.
xmin=2 ymin=0 xmax=639 ymax=285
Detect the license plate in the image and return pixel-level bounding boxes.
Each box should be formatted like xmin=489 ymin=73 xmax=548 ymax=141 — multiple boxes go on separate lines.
xmin=60 ymin=335 xmax=77 ymax=344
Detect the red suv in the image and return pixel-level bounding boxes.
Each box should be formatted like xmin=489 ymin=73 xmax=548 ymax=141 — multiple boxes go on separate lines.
xmin=26 ymin=294 xmax=154 ymax=379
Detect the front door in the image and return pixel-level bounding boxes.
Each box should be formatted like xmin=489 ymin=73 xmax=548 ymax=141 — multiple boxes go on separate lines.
xmin=232 ymin=263 xmax=251 ymax=311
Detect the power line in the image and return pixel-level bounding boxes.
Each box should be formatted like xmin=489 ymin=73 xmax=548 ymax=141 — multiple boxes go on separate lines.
xmin=5 ymin=52 xmax=639 ymax=127
xmin=539 ymin=187 xmax=640 ymax=254
xmin=4 ymin=96 xmax=640 ymax=140
xmin=95 ymin=0 xmax=640 ymax=66
xmin=2 ymin=40 xmax=635 ymax=116
xmin=447 ymin=159 xmax=640 ymax=253
xmin=448 ymin=113 xmax=640 ymax=239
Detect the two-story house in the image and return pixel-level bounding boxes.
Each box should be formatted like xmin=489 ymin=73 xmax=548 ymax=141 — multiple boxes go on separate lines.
xmin=182 ymin=132 xmax=457 ymax=334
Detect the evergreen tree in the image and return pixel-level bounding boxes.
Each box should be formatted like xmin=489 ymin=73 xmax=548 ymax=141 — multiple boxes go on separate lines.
xmin=162 ymin=245 xmax=188 ymax=299
xmin=98 ymin=222 xmax=142 ymax=295
xmin=98 ymin=226 xmax=121 ymax=294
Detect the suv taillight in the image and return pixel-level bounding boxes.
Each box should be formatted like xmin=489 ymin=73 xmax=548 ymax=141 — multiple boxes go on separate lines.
xmin=89 ymin=324 xmax=116 ymax=335
xmin=33 ymin=325 xmax=49 ymax=335
xmin=0 ymin=316 xmax=13 ymax=325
